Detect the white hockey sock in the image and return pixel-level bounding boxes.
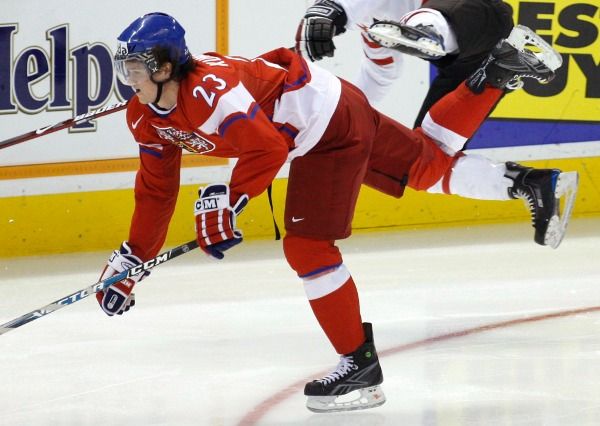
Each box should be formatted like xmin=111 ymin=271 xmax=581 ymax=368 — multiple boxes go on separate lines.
xmin=401 ymin=8 xmax=459 ymax=54
xmin=427 ymin=154 xmax=513 ymax=200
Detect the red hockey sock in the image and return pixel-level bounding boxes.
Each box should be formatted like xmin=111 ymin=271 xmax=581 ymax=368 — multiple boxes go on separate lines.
xmin=283 ymin=234 xmax=366 ymax=355
xmin=308 ymin=277 xmax=365 ymax=354
xmin=428 ymin=83 xmax=503 ymax=138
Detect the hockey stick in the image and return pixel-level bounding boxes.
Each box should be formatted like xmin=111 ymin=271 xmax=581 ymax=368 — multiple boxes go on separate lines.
xmin=0 ymin=239 xmax=199 ymax=336
xmin=0 ymin=100 xmax=128 ymax=151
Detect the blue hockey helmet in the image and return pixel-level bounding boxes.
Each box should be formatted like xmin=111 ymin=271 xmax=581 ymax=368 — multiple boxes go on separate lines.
xmin=114 ymin=12 xmax=190 ymax=85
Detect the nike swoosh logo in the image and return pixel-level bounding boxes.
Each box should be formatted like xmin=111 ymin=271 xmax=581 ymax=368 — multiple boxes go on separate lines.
xmin=291 ymin=217 xmax=304 ymax=223
xmin=131 ymin=115 xmax=144 ymax=129
xmin=35 ymin=124 xmax=54 ymax=135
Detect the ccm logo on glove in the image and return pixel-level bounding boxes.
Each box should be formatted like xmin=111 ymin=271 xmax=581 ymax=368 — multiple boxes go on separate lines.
xmin=196 ymin=198 xmax=219 ymax=210
xmin=194 ymin=183 xmax=249 ymax=260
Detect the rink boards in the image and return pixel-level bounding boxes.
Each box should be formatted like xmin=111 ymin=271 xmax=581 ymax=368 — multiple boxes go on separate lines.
xmin=1 ymin=152 xmax=599 ymax=257
xmin=0 ymin=0 xmax=599 ymax=257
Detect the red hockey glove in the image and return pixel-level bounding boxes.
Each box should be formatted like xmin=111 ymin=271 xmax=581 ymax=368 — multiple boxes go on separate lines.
xmin=96 ymin=242 xmax=149 ymax=316
xmin=295 ymin=0 xmax=347 ymax=61
xmin=194 ymin=183 xmax=249 ymax=260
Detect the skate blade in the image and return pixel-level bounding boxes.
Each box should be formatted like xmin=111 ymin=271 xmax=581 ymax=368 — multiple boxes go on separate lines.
xmin=306 ymin=385 xmax=386 ymax=413
xmin=367 ymin=23 xmax=446 ymax=58
xmin=545 ymin=171 xmax=579 ymax=249
xmin=507 ymin=25 xmax=563 ymax=72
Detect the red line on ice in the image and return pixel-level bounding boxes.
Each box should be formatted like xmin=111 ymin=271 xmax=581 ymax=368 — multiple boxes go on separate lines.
xmin=237 ymin=305 xmax=600 ymax=425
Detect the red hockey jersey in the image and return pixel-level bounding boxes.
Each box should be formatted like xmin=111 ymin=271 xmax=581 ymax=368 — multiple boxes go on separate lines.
xmin=124 ymin=48 xmax=341 ymax=259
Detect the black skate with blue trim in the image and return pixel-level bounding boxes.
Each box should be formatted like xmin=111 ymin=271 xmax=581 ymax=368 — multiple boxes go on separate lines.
xmin=505 ymin=162 xmax=578 ymax=249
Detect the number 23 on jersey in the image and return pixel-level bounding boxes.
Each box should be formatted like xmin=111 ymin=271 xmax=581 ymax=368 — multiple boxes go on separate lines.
xmin=193 ymin=74 xmax=227 ymax=107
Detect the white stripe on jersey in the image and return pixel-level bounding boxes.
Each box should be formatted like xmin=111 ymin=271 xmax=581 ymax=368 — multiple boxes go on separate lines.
xmin=280 ymin=61 xmax=341 ymax=160
xmin=148 ymin=102 xmax=176 ymax=116
xmin=198 ymin=83 xmax=255 ymax=135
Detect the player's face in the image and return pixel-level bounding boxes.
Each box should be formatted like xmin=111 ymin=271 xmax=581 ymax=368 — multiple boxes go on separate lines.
xmin=115 ymin=59 xmax=151 ymax=86
xmin=115 ymin=59 xmax=157 ymax=104
xmin=131 ymin=76 xmax=160 ymax=105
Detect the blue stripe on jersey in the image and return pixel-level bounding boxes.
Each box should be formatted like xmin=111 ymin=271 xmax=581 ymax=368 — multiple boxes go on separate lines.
xmin=283 ymin=60 xmax=309 ymax=92
xmin=140 ymin=146 xmax=162 ymax=158
xmin=218 ymin=103 xmax=260 ymax=136
xmin=277 ymin=123 xmax=299 ymax=139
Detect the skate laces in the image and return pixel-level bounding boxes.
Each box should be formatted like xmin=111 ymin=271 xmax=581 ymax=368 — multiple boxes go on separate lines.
xmin=317 ymin=355 xmax=358 ymax=385
xmin=505 ymin=64 xmax=552 ymax=90
xmin=514 ymin=188 xmax=537 ymax=224
xmin=504 ymin=49 xmax=553 ymax=89
xmin=506 ymin=78 xmax=525 ymax=90
xmin=506 ymin=63 xmax=552 ymax=89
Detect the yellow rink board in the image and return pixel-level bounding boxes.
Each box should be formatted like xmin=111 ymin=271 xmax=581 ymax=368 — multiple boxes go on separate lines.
xmin=1 ymin=156 xmax=599 ymax=258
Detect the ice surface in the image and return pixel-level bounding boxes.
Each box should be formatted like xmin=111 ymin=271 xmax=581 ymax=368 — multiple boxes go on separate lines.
xmin=0 ymin=218 xmax=599 ymax=425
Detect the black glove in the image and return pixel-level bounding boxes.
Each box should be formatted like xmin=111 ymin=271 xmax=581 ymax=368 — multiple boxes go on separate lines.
xmin=295 ymin=0 xmax=348 ymax=61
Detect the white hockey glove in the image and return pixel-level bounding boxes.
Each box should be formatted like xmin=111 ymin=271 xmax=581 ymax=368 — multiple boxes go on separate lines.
xmin=194 ymin=183 xmax=249 ymax=260
xmin=295 ymin=0 xmax=347 ymax=61
xmin=96 ymin=242 xmax=149 ymax=316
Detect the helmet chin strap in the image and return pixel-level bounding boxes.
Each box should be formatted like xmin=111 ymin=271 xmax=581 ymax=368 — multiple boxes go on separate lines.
xmin=149 ymin=72 xmax=168 ymax=106
xmin=153 ymin=82 xmax=164 ymax=105
xmin=150 ymin=65 xmax=176 ymax=107
xmin=150 ymin=62 xmax=178 ymax=108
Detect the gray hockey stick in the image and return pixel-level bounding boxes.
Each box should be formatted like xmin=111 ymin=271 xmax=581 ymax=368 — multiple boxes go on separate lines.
xmin=0 ymin=239 xmax=199 ymax=336
xmin=0 ymin=101 xmax=127 ymax=150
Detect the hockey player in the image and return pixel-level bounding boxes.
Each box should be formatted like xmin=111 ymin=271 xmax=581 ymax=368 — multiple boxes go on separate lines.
xmin=97 ymin=12 xmax=577 ymax=413
xmin=295 ymin=0 xmax=514 ymax=128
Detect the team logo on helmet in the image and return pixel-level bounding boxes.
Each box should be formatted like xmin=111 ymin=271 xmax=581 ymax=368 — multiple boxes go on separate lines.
xmin=115 ymin=41 xmax=130 ymax=61
xmin=153 ymin=126 xmax=216 ymax=154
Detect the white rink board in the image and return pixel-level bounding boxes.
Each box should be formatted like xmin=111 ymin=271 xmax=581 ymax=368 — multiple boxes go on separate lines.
xmin=0 ymin=0 xmax=215 ymax=166
xmin=2 ymin=142 xmax=600 ymax=197
xmin=1 ymin=0 xmax=598 ymax=198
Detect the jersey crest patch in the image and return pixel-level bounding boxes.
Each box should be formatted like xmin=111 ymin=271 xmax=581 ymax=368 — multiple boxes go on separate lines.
xmin=153 ymin=125 xmax=216 ymax=154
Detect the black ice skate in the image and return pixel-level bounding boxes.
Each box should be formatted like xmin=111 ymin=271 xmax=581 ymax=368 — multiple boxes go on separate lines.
xmin=467 ymin=25 xmax=563 ymax=93
xmin=304 ymin=322 xmax=386 ymax=413
xmin=367 ymin=21 xmax=446 ymax=60
xmin=505 ymin=162 xmax=578 ymax=249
